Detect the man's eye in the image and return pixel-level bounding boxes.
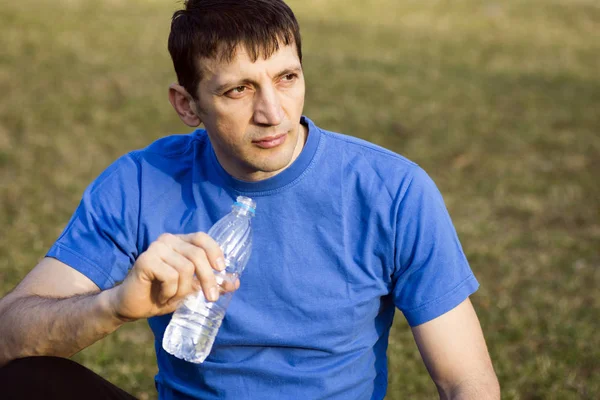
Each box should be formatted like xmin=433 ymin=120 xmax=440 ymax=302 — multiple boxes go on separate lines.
xmin=230 ymin=86 xmax=246 ymax=94
xmin=224 ymin=86 xmax=247 ymax=97
xmin=282 ymin=73 xmax=297 ymax=81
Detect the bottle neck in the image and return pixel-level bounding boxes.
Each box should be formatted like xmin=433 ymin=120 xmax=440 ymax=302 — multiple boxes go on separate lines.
xmin=232 ymin=206 xmax=254 ymax=218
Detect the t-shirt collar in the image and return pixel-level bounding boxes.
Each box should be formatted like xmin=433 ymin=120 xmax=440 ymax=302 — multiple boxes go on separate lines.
xmin=205 ymin=116 xmax=321 ymax=194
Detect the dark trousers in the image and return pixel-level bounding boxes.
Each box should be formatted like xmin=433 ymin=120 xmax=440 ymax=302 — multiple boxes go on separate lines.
xmin=0 ymin=356 xmax=137 ymax=399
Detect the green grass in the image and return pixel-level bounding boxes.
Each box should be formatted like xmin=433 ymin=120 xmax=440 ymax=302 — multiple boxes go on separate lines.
xmin=1 ymin=0 xmax=599 ymax=398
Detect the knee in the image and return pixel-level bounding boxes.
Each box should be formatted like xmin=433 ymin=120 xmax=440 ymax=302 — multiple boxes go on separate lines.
xmin=1 ymin=355 xmax=77 ymax=378
xmin=0 ymin=356 xmax=84 ymax=398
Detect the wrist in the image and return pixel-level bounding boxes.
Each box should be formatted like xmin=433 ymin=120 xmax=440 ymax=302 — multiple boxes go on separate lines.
xmin=98 ymin=287 xmax=135 ymax=326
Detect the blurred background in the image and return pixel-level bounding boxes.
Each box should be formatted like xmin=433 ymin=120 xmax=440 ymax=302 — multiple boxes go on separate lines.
xmin=1 ymin=0 xmax=598 ymax=398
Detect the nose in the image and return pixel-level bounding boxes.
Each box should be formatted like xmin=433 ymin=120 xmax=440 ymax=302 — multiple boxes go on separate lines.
xmin=253 ymin=85 xmax=284 ymax=126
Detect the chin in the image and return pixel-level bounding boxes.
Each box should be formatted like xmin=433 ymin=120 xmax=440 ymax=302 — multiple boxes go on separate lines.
xmin=253 ymin=153 xmax=294 ymax=174
xmin=255 ymin=160 xmax=290 ymax=174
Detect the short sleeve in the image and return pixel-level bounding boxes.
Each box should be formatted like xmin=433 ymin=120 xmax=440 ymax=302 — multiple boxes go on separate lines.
xmin=392 ymin=167 xmax=479 ymax=326
xmin=46 ymin=153 xmax=140 ymax=290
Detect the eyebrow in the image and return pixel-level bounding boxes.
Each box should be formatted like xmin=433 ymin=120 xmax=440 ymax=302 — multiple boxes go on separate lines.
xmin=213 ymin=65 xmax=303 ymax=94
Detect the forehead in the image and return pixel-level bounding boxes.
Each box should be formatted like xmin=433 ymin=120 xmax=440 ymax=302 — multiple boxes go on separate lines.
xmin=198 ymin=43 xmax=301 ymax=85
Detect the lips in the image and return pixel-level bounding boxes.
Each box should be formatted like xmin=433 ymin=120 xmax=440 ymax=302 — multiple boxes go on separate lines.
xmin=252 ymin=133 xmax=287 ymax=149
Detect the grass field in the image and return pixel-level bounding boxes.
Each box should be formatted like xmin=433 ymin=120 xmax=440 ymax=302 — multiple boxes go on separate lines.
xmin=1 ymin=0 xmax=599 ymax=398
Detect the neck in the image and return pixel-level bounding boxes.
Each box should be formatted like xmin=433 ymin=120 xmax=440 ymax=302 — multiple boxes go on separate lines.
xmin=224 ymin=122 xmax=309 ymax=183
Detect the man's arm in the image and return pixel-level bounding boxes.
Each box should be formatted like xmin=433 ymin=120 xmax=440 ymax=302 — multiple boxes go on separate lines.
xmin=0 ymin=233 xmax=233 ymax=367
xmin=411 ymin=298 xmax=500 ymax=400
xmin=0 ymin=258 xmax=125 ymax=367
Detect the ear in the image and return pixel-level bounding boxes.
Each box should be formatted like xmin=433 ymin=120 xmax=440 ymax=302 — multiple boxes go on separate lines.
xmin=168 ymin=83 xmax=202 ymax=127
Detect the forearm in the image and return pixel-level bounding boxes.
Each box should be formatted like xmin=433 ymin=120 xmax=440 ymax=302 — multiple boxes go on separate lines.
xmin=0 ymin=289 xmax=125 ymax=367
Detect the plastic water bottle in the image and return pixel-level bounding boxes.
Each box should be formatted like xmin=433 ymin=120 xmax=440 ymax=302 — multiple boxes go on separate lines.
xmin=162 ymin=196 xmax=256 ymax=363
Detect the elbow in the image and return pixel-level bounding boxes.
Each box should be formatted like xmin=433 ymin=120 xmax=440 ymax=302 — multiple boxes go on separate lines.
xmin=437 ymin=371 xmax=500 ymax=400
xmin=0 ymin=295 xmax=35 ymax=367
xmin=0 ymin=338 xmax=34 ymax=369
xmin=0 ymin=328 xmax=19 ymax=368
xmin=0 ymin=353 xmax=16 ymax=369
xmin=0 ymin=301 xmax=15 ymax=367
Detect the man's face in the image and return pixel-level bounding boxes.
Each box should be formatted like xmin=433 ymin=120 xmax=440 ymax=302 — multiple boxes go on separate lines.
xmin=192 ymin=43 xmax=306 ymax=182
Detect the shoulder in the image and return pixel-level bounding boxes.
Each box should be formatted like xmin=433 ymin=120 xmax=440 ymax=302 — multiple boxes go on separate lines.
xmin=86 ymin=130 xmax=206 ymax=195
xmin=123 ymin=130 xmax=209 ymax=180
xmin=134 ymin=129 xmax=207 ymax=160
xmin=321 ymin=129 xmax=417 ymax=167
xmin=316 ymin=125 xmax=426 ymax=199
xmin=319 ymin=128 xmax=421 ymax=180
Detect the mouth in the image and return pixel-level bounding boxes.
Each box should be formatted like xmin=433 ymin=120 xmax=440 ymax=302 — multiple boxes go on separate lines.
xmin=252 ymin=133 xmax=287 ymax=149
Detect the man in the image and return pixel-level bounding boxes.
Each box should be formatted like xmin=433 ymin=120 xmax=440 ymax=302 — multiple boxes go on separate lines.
xmin=0 ymin=0 xmax=500 ymax=399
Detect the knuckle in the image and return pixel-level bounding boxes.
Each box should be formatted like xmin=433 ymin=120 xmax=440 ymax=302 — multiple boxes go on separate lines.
xmin=179 ymin=259 xmax=196 ymax=275
xmin=188 ymin=233 xmax=222 ymax=258
xmin=136 ymin=251 xmax=150 ymax=264
xmin=195 ymin=232 xmax=210 ymax=241
xmin=164 ymin=267 xmax=179 ymax=282
xmin=158 ymin=233 xmax=175 ymax=243
xmin=189 ymin=246 xmax=209 ymax=266
xmin=192 ymin=232 xmax=214 ymax=247
xmin=135 ymin=251 xmax=156 ymax=269
xmin=206 ymin=244 xmax=223 ymax=259
xmin=196 ymin=266 xmax=215 ymax=282
xmin=150 ymin=241 xmax=166 ymax=251
xmin=149 ymin=241 xmax=169 ymax=257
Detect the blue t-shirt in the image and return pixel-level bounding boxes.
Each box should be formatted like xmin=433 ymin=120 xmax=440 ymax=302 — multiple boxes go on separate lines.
xmin=47 ymin=116 xmax=478 ymax=399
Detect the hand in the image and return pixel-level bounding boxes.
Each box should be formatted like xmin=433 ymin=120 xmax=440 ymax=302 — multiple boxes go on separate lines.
xmin=107 ymin=232 xmax=239 ymax=322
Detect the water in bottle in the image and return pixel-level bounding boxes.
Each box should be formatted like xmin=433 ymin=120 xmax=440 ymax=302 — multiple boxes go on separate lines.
xmin=162 ymin=196 xmax=256 ymax=363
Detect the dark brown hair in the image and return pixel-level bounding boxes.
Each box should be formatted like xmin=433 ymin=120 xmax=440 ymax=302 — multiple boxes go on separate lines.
xmin=168 ymin=0 xmax=302 ymax=99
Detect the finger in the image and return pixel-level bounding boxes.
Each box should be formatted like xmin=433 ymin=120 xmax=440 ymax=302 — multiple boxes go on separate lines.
xmin=217 ymin=273 xmax=239 ymax=293
xmin=191 ymin=276 xmax=203 ymax=293
xmin=155 ymin=265 xmax=180 ymax=305
xmin=140 ymin=252 xmax=180 ymax=304
xmin=155 ymin=242 xmax=196 ymax=300
xmin=157 ymin=301 xmax=184 ymax=316
xmin=180 ymin=232 xmax=226 ymax=272
xmin=168 ymin=235 xmax=221 ymax=301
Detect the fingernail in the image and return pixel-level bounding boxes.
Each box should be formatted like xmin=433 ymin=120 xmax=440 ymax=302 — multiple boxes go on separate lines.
xmin=216 ymin=258 xmax=226 ymax=271
xmin=209 ymin=286 xmax=219 ymax=301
